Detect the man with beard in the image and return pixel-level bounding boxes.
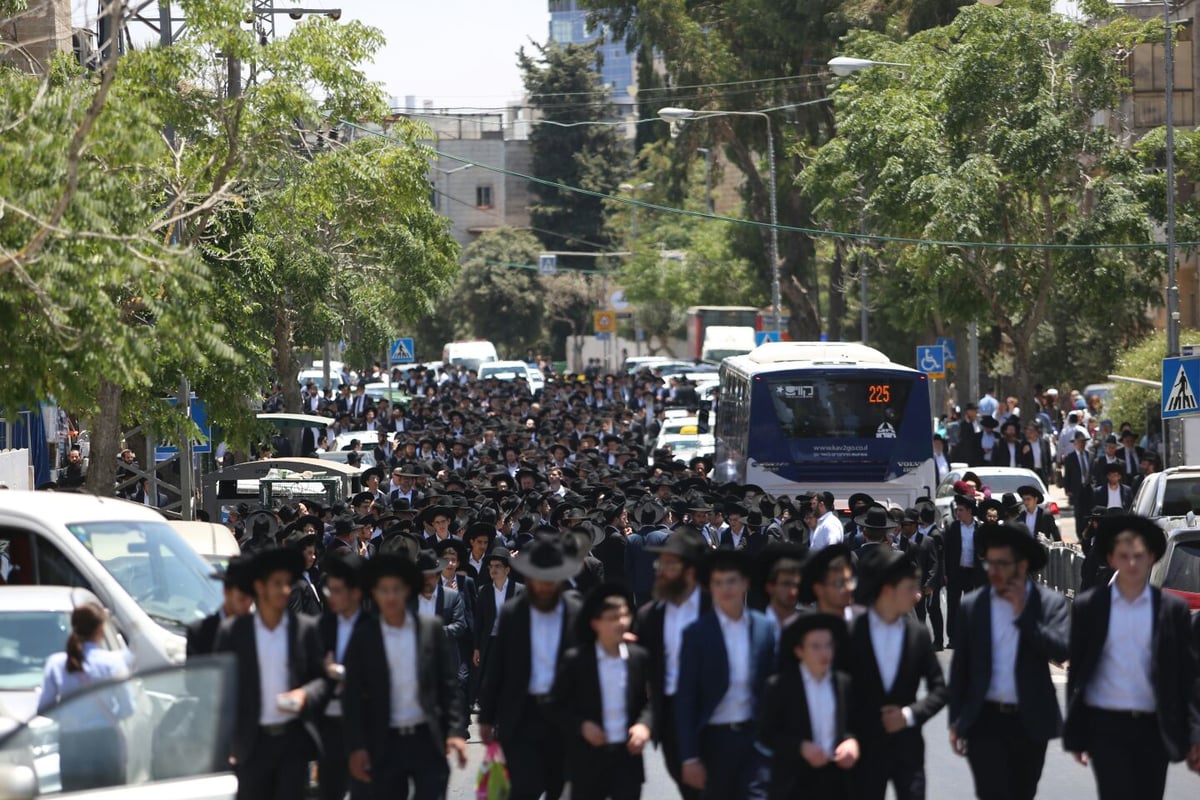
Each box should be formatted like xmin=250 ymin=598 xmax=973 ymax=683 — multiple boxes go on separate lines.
xmin=633 ymin=527 xmax=711 ymax=800
xmin=478 ymin=536 xmax=584 ymax=800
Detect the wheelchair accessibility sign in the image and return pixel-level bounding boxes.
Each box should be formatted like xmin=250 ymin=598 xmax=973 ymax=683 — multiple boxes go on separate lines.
xmin=916 ymin=346 xmax=945 ymax=379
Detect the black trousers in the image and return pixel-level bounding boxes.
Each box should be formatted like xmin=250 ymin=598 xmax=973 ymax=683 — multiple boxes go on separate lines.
xmin=500 ymin=698 xmax=566 ymax=800
xmin=919 ymin=587 xmax=944 ymax=647
xmin=371 ymin=725 xmax=448 ymax=800
xmin=1085 ymin=709 xmax=1169 ymax=800
xmin=964 ymin=705 xmax=1048 ymax=800
xmin=946 ymin=567 xmax=979 ymax=646
xmin=236 ymin=723 xmax=309 ymax=800
xmin=569 ymin=744 xmax=643 ymax=800
xmin=660 ymin=695 xmax=701 ymax=800
xmin=855 ymin=729 xmax=926 ymax=800
xmin=698 ymin=723 xmax=761 ymax=800
xmin=318 ymin=716 xmax=368 ymax=800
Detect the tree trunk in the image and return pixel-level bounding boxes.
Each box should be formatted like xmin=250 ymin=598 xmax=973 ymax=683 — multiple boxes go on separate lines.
xmin=85 ymin=379 xmax=122 ymax=496
xmin=1008 ymin=327 xmax=1035 ymax=414
xmin=826 ymin=244 xmax=845 ymax=342
xmin=273 ymin=300 xmax=301 ymax=414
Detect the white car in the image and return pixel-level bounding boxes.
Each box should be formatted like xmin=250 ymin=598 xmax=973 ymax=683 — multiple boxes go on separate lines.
xmin=933 ymin=467 xmax=1056 ymax=526
xmin=478 ymin=360 xmax=544 ymax=395
xmin=166 ymin=521 xmax=241 ymax=568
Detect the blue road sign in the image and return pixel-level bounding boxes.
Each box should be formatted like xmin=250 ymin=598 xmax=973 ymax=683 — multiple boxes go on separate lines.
xmin=155 ymin=396 xmax=210 ymax=460
xmin=755 ymin=330 xmax=781 ymax=346
xmin=917 ymin=345 xmax=945 ymax=378
xmin=936 ymin=337 xmax=957 ymax=367
xmin=1162 ymin=357 xmax=1200 ymax=419
xmin=390 ymin=338 xmax=415 ymax=364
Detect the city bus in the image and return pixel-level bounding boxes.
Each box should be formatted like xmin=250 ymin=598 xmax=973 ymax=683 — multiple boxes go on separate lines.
xmin=714 ymin=342 xmax=936 ymax=507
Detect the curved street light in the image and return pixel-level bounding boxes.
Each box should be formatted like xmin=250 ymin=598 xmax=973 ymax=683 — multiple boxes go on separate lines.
xmin=827 ymin=56 xmax=912 ymax=77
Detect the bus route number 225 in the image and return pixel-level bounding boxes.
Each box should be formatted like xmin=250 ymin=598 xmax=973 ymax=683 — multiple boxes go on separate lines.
xmin=868 ymin=384 xmax=891 ymax=404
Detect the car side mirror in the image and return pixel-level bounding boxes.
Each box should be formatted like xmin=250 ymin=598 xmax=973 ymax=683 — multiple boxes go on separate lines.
xmin=0 ymin=765 xmax=36 ymax=800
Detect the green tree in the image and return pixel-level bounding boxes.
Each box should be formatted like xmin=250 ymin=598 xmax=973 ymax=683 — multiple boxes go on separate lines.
xmin=800 ymin=2 xmax=1164 ymax=403
xmin=519 ymin=42 xmax=629 ymax=266
xmin=454 ymin=229 xmax=546 ymax=356
xmin=1108 ymin=330 xmax=1200 ymax=435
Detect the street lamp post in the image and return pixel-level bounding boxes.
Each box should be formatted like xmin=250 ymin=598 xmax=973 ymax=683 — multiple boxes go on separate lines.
xmin=659 ymin=107 xmax=781 ymax=338
xmin=1164 ymin=0 xmax=1183 ymax=466
xmin=431 ymin=162 xmax=473 ymax=229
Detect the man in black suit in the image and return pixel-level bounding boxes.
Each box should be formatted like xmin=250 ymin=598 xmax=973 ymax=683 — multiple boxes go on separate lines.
xmin=478 ymin=536 xmax=584 ymax=800
xmin=943 ymin=494 xmax=984 ymax=648
xmin=1063 ymin=430 xmax=1094 ymax=524
xmin=592 ymin=502 xmax=629 ymax=587
xmin=284 ymin=526 xmax=324 ymax=617
xmin=315 ymin=551 xmax=367 ymax=800
xmin=846 ymin=548 xmax=949 ymax=800
xmin=948 ymin=521 xmax=1070 ymax=800
xmin=633 ymin=527 xmax=711 ymax=800
xmin=1092 ymin=461 xmax=1133 ymax=512
xmin=1015 ymin=485 xmax=1060 ymax=541
xmin=951 ymin=404 xmax=983 ymax=466
xmin=1089 ymin=434 xmax=1125 ymax=487
xmin=1117 ymin=429 xmax=1145 ymax=479
xmin=343 ymin=553 xmax=468 ymax=800
xmin=473 ymin=545 xmax=524 ymax=683
xmin=186 ymin=555 xmax=253 ymax=657
xmin=434 ymin=537 xmax=477 ymax=721
xmin=898 ymin=508 xmax=941 ymax=648
xmin=1017 ymin=422 xmax=1053 ymax=484
xmin=551 ymin=584 xmax=654 ymax=800
xmin=214 ymin=548 xmax=330 ymax=800
xmin=1063 ymin=514 xmax=1200 ymax=799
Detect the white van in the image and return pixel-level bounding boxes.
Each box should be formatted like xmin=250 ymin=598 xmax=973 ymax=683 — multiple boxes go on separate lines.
xmin=441 ymin=340 xmax=499 ymax=372
xmin=0 ymin=492 xmax=223 ymax=670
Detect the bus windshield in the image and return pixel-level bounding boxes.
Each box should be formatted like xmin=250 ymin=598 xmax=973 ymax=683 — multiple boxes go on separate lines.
xmin=766 ymin=377 xmax=913 ymax=439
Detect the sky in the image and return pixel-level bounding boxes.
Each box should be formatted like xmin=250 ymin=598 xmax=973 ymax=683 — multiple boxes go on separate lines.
xmin=72 ymin=0 xmax=553 ymax=109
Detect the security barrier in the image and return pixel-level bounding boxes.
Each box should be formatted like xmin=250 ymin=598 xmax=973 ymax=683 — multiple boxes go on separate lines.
xmin=1036 ymin=540 xmax=1085 ymax=599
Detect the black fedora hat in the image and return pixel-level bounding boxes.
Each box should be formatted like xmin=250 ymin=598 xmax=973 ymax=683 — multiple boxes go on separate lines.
xmin=799 ymin=543 xmax=854 ymax=603
xmin=976 ymin=521 xmax=1047 ymax=571
xmin=854 ymin=503 xmax=897 ymax=531
xmin=364 ymin=552 xmax=422 ymax=591
xmin=847 ymin=492 xmax=874 ymax=511
xmin=320 ymin=549 xmax=365 ymax=588
xmin=646 ymin=525 xmax=709 ymax=564
xmin=780 ymin=612 xmax=846 ymax=655
xmin=481 ymin=544 xmax=513 ymax=570
xmin=244 ymin=509 xmax=279 ymax=539
xmin=283 ymin=526 xmax=319 ymax=551
xmin=1016 ymin=485 xmax=1044 ymax=504
xmin=249 ymin=546 xmax=305 ymax=583
xmin=433 ymin=536 xmax=469 ymax=565
xmin=416 ymin=505 xmax=453 ymax=527
xmin=377 ymin=533 xmax=421 ymax=561
xmin=415 ymin=549 xmax=450 ymax=574
xmin=856 ymin=547 xmax=918 ymax=602
xmin=1093 ymin=514 xmax=1167 ymax=561
xmin=511 ymin=535 xmax=583 ymax=582
xmin=634 ymin=501 xmax=666 ymax=527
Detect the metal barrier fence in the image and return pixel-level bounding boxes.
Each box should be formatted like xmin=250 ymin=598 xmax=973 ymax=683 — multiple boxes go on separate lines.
xmin=1036 ymin=541 xmax=1085 ymax=599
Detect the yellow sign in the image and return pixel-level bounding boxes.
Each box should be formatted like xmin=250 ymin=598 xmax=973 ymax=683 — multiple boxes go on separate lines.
xmin=594 ymin=310 xmax=616 ymax=333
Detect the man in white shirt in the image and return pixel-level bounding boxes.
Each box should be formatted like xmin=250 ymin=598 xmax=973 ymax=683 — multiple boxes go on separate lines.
xmin=810 ymin=492 xmax=844 ymax=551
xmin=947 ymin=521 xmax=1070 ymax=800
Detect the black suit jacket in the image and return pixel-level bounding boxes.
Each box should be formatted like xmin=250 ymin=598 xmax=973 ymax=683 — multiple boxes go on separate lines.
xmin=1089 ymin=482 xmax=1132 ymax=511
xmin=342 ymin=612 xmax=463 ymax=758
xmin=215 ymin=611 xmax=329 ymax=764
xmin=1063 ymin=449 xmax=1093 ymax=509
xmin=1017 ymin=438 xmax=1053 ymax=482
xmin=592 ymin=528 xmax=628 ymax=588
xmin=473 ymin=580 xmax=523 ymax=653
xmin=718 ymin=527 xmax=768 ymax=553
xmin=949 ymin=583 xmax=1069 ymax=741
xmin=1063 ymin=584 xmax=1200 ymax=761
xmin=904 ymin=530 xmax=941 ymax=591
xmin=289 ymin=576 xmax=324 ymax=617
xmin=758 ymin=668 xmax=854 ymax=800
xmin=478 ymin=592 xmax=583 ymax=735
xmin=633 ymin=590 xmax=712 ymax=744
xmin=952 ymin=419 xmax=983 ymax=465
xmin=846 ymin=612 xmax=948 ymax=743
xmin=1018 ymin=507 xmax=1060 ymax=541
xmin=186 ymin=611 xmax=223 ymax=657
xmin=943 ymin=520 xmax=983 ymax=584
xmin=551 ymin=642 xmax=654 ymax=783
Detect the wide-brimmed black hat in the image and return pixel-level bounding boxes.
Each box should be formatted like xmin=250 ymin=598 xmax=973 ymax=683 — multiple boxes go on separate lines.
xmin=433 ymin=536 xmax=469 ymax=565
xmin=576 ymin=582 xmax=634 ymax=640
xmin=364 ymin=552 xmax=422 ymax=590
xmin=646 ymin=525 xmax=709 ymax=563
xmin=416 ymin=505 xmax=453 ymax=526
xmin=283 ymin=526 xmax=319 ymax=551
xmin=511 ymin=535 xmax=583 ymax=582
xmin=1102 ymin=461 xmax=1124 ymax=475
xmin=220 ymin=554 xmax=254 ymax=594
xmin=980 ymin=415 xmax=999 ymax=430
xmin=706 ymin=547 xmax=752 ymax=578
xmin=415 ymin=549 xmax=450 ymax=574
xmin=847 ymin=492 xmax=874 ymax=511
xmin=481 ymin=544 xmax=512 ymax=570
xmin=780 ymin=612 xmax=846 ymax=654
xmin=854 ymin=503 xmax=897 ymax=531
xmin=977 ymin=498 xmax=1003 ymax=518
xmin=320 ymin=549 xmax=365 ymax=588
xmin=1093 ymin=514 xmax=1167 ymax=561
xmin=799 ymin=543 xmax=853 ymax=603
xmin=250 ymin=546 xmax=305 ymax=583
xmin=332 ymin=514 xmax=355 ymax=537
xmin=1016 ymin=484 xmax=1044 ymax=504
xmin=952 ymin=493 xmax=977 ymax=511
xmin=856 ymin=547 xmax=918 ymax=602
xmin=244 ymin=509 xmax=279 ymax=539
xmin=976 ymin=521 xmax=1047 ymax=571
xmin=634 ymin=501 xmax=666 ymax=527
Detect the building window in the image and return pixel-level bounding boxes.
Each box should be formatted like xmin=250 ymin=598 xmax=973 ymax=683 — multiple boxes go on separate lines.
xmin=1129 ymin=23 xmax=1194 ymax=128
xmin=476 ymin=185 xmax=494 ymax=209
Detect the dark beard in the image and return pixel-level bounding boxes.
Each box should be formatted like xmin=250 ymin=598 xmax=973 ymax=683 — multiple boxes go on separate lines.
xmin=529 ymin=585 xmax=564 ymax=611
xmin=653 ymin=573 xmax=689 ymax=604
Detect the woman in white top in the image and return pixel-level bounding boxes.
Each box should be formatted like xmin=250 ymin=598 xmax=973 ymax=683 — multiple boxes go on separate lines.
xmin=39 ymin=602 xmax=134 ymax=791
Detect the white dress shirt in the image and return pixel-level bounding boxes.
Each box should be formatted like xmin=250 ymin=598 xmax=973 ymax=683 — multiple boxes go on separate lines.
xmin=1085 ymin=582 xmax=1156 ymax=712
xmin=959 ymin=521 xmax=976 ymax=567
xmin=1023 ymin=511 xmax=1039 ymax=537
xmin=491 ymin=580 xmax=508 ymax=635
xmin=663 ymin=588 xmax=702 ymax=696
xmin=1106 ymin=486 xmax=1124 ymax=509
xmin=709 ymin=608 xmax=753 ymax=725
xmin=528 ymin=599 xmax=565 ymax=694
xmin=596 ymin=643 xmax=630 ymax=744
xmin=325 ymin=610 xmax=361 ymax=717
xmin=418 ymin=593 xmax=437 ymax=619
xmin=811 ymin=511 xmax=844 ymax=551
xmin=985 ymin=584 xmax=1026 ymax=704
xmin=800 ymin=664 xmax=838 ymax=757
xmin=868 ymin=609 xmax=906 ymax=693
xmin=255 ymin=614 xmax=294 ymax=725
xmin=765 ymin=605 xmax=797 ymax=648
xmin=382 ymin=618 xmax=425 ymax=727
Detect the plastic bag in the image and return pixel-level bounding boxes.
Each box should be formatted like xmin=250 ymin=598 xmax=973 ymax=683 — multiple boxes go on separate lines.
xmin=476 ymin=741 xmax=511 ymax=800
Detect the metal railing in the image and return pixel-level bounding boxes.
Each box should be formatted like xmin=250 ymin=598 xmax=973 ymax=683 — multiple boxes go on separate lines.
xmin=1036 ymin=540 xmax=1085 ymax=599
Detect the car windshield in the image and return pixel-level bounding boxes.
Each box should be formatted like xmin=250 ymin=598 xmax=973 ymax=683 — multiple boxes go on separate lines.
xmin=0 ymin=611 xmax=70 ymax=691
xmin=976 ymin=474 xmax=1043 ymax=496
xmin=1159 ymin=477 xmax=1200 ymax=517
xmin=1164 ymin=541 xmax=1200 ymax=593
xmin=66 ymin=521 xmax=221 ymax=631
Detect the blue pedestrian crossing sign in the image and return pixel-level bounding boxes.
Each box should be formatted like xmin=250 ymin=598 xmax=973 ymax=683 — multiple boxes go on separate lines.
xmin=389 ymin=338 xmax=415 ymax=364
xmin=755 ymin=330 xmax=781 ymax=346
xmin=1162 ymin=356 xmax=1200 ymax=418
xmin=916 ymin=345 xmax=945 ymax=379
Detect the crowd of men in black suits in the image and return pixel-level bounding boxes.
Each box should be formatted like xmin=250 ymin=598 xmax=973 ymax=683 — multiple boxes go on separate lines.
xmin=182 ymin=365 xmax=1199 ymax=800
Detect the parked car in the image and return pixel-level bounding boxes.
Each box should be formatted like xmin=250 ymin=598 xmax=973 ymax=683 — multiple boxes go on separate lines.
xmin=1151 ymin=526 xmax=1200 ymax=611
xmin=0 ymin=656 xmax=237 ymax=800
xmin=166 ymin=522 xmax=240 ymax=569
xmin=0 ymin=492 xmax=222 ymax=670
xmin=1130 ymin=466 xmax=1200 ymax=532
xmin=934 ymin=467 xmax=1056 ymax=526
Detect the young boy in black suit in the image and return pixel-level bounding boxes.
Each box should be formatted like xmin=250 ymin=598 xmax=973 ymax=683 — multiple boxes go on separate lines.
xmin=551 ymin=583 xmax=654 ymax=800
xmin=759 ymin=613 xmax=859 ymax=800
